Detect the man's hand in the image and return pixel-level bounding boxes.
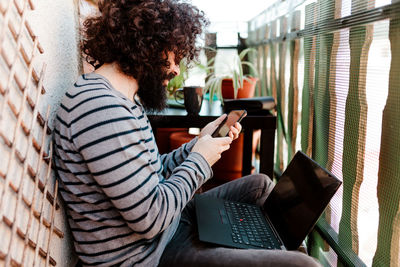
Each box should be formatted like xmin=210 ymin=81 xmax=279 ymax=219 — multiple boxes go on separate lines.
xmin=228 ymin=122 xmax=242 ymax=140
xmin=199 ymin=114 xmax=242 ymax=141
xmin=199 ymin=114 xmax=227 ymax=138
xmin=192 ymin=135 xmax=232 ymax=166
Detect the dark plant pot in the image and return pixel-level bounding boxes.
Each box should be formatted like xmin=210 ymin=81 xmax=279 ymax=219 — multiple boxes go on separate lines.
xmin=221 ymin=77 xmax=258 ymax=99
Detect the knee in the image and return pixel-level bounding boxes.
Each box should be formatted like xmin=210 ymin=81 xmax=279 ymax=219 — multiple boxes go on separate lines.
xmin=257 ymin=173 xmax=273 ymax=184
xmin=247 ymin=173 xmax=274 ymax=192
xmin=242 ymin=173 xmax=274 ymax=206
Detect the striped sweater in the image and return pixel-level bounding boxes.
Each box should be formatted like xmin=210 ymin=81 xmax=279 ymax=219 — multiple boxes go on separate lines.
xmin=53 ymin=72 xmax=212 ymax=266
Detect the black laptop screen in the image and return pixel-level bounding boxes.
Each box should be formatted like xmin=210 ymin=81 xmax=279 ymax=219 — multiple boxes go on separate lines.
xmin=263 ymin=151 xmax=342 ymax=250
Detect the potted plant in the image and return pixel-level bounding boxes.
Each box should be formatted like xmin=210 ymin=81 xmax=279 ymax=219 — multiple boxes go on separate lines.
xmin=204 ymin=48 xmax=259 ymax=102
xmin=202 ymin=48 xmax=260 ymax=184
xmin=167 ymin=55 xmax=215 ymax=96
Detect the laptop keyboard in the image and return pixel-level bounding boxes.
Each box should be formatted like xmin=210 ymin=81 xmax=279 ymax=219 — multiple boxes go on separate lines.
xmin=223 ymin=201 xmax=281 ymax=249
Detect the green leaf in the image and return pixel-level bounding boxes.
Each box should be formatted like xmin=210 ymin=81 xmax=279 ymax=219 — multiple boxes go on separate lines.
xmin=203 ymin=46 xmax=217 ymax=52
xmin=242 ymin=61 xmax=259 ymax=77
xmin=204 ymin=77 xmax=213 ymax=93
xmin=209 ymin=78 xmax=220 ymax=103
xmin=233 ymin=71 xmax=239 ymax=99
xmin=206 ymin=57 xmax=216 ymax=67
xmin=167 ymin=75 xmax=184 ymax=90
xmin=217 ymin=78 xmax=223 ymax=102
xmin=205 ymin=77 xmax=218 ymax=101
xmin=239 ymin=48 xmax=257 ymax=60
xmin=238 ymin=58 xmax=244 ymax=88
xmin=167 ymin=59 xmax=188 ymax=90
xmin=198 ymin=65 xmax=215 ymax=75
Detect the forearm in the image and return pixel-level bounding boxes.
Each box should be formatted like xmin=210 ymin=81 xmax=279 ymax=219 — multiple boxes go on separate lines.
xmin=160 ymin=136 xmax=198 ymax=178
xmin=133 ymin=152 xmax=211 ymax=238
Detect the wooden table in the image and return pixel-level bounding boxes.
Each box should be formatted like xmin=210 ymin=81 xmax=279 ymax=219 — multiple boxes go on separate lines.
xmin=147 ymin=100 xmax=276 ymax=178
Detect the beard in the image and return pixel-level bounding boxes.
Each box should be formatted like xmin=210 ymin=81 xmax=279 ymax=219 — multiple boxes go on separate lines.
xmin=136 ymin=70 xmax=175 ymax=112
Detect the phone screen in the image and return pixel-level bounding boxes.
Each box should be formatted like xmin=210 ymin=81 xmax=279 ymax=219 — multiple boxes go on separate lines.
xmin=212 ymin=110 xmax=247 ymax=137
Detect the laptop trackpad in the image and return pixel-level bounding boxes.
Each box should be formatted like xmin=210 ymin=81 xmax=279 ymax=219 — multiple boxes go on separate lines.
xmin=195 ymin=195 xmax=233 ymax=245
xmin=219 ymin=208 xmax=229 ymax=224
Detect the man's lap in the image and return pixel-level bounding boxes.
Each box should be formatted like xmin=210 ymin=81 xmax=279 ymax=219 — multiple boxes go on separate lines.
xmin=159 ymin=174 xmax=321 ymax=267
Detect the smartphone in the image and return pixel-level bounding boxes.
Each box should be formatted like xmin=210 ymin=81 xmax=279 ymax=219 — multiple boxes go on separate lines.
xmin=212 ymin=110 xmax=247 ymax=137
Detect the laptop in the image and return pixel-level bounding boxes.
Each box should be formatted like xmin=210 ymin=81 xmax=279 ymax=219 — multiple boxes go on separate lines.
xmin=195 ymin=151 xmax=342 ymax=250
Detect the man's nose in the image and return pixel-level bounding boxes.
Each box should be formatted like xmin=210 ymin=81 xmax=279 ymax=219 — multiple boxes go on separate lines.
xmin=172 ymin=63 xmax=180 ymax=76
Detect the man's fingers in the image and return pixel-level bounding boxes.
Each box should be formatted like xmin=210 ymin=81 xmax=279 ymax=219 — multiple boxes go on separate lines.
xmin=214 ymin=136 xmax=232 ymax=145
xmin=218 ymin=144 xmax=230 ymax=153
xmin=222 ymin=144 xmax=230 ymax=151
xmin=234 ymin=122 xmax=242 ymax=132
xmin=230 ymin=126 xmax=239 ymax=135
xmin=228 ymin=124 xmax=241 ymax=140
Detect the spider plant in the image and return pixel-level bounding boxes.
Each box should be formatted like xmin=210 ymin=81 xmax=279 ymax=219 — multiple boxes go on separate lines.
xmin=204 ymin=48 xmax=258 ymax=102
xmin=167 ymin=53 xmax=215 ymax=96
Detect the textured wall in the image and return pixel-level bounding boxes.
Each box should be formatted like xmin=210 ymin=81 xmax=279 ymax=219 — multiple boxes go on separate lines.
xmin=29 ymin=0 xmax=81 ymax=129
xmin=0 ymin=0 xmax=80 ymax=266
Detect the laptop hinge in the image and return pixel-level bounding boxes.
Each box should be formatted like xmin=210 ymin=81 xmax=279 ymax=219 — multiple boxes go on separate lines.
xmin=264 ymin=213 xmax=287 ymax=250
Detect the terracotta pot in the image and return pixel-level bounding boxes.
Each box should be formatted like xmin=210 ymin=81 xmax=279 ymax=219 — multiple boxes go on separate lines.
xmin=169 ymin=131 xmax=197 ymax=151
xmin=212 ymin=133 xmax=259 ymax=183
xmin=221 ymin=77 xmax=258 ymax=99
xmin=212 ymin=134 xmax=244 ymax=182
xmin=156 ymin=128 xmax=188 ymax=154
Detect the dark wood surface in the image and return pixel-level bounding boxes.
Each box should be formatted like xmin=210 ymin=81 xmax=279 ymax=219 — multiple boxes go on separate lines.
xmin=147 ymin=100 xmax=277 ymax=178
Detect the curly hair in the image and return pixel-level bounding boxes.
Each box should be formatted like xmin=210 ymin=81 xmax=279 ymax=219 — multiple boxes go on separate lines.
xmin=81 ymin=0 xmax=208 ymax=111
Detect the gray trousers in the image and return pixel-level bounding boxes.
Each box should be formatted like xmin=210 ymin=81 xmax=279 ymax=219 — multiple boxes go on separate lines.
xmin=158 ymin=174 xmax=321 ymax=267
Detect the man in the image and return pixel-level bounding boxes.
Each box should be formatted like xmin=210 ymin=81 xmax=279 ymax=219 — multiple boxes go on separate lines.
xmin=53 ymin=0 xmax=320 ymax=266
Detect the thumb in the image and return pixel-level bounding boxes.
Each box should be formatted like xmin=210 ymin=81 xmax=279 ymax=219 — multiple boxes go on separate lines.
xmin=213 ymin=114 xmax=227 ymax=125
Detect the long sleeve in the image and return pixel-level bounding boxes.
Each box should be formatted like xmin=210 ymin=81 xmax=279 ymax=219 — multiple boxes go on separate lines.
xmin=53 ymin=73 xmax=212 ymax=266
xmin=68 ymin=96 xmax=210 ymax=238
xmin=159 ymin=137 xmax=198 ymax=178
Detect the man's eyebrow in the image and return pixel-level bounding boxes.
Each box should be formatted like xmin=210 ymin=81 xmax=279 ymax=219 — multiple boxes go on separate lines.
xmin=175 ymin=54 xmax=184 ymax=64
